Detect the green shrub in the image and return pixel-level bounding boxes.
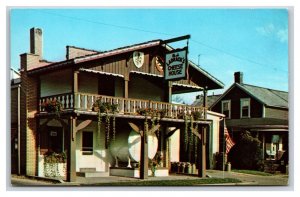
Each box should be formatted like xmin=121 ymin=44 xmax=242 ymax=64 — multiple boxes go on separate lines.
xmin=228 ymin=130 xmax=263 ymax=170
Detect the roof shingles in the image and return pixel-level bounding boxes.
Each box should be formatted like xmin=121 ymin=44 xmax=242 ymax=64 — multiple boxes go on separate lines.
xmin=237 ymin=83 xmax=288 ymax=108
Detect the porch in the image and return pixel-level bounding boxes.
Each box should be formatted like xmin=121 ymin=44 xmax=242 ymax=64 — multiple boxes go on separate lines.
xmin=37 ymin=92 xmax=211 ymax=182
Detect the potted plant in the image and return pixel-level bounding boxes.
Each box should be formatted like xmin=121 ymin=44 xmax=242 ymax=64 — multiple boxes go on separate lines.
xmin=44 ymin=151 xmax=67 ymax=178
xmin=149 ymin=153 xmax=162 ymax=176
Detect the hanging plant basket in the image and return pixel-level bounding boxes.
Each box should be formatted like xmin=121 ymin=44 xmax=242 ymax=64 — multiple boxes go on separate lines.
xmin=42 ymin=99 xmax=63 ymax=113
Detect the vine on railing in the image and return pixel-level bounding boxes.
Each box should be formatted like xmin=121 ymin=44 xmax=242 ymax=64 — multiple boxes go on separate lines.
xmin=92 ymin=98 xmax=118 ymax=149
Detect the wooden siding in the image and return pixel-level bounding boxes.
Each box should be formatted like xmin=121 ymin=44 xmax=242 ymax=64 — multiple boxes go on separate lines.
xmin=40 ymin=69 xmax=72 ymax=97
xmin=265 ymin=107 xmax=288 ymax=120
xmin=211 ymin=85 xmax=263 ymax=119
xmin=76 ymin=46 xmax=201 ymax=89
xmin=78 ymin=72 xmax=98 ymax=94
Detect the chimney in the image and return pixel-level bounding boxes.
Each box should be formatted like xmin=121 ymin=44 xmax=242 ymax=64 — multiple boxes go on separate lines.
xmin=234 ymin=71 xmax=243 ymax=84
xmin=30 ymin=27 xmax=43 ymax=59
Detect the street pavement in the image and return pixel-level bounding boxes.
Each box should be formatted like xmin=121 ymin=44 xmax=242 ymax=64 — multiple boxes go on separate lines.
xmin=9 ymin=170 xmax=289 ymax=187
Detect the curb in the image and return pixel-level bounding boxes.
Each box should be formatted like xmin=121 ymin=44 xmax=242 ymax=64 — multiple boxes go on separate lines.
xmin=26 ymin=175 xmax=64 ymax=184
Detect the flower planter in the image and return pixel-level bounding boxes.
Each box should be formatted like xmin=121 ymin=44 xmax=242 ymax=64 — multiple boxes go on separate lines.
xmin=44 ymin=162 xmax=66 ymax=178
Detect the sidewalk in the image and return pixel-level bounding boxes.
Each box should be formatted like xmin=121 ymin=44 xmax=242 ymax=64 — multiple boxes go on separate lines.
xmin=10 ymin=170 xmax=289 ymax=187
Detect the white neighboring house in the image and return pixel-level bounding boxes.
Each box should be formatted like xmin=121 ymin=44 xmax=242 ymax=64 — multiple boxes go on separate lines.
xmin=169 ymin=109 xmax=224 ymax=169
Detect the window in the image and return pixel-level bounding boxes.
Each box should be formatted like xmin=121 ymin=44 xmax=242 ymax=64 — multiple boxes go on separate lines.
xmin=240 ymin=98 xmax=250 ymax=118
xmin=221 ymin=100 xmax=231 ymax=119
xmin=82 ymin=131 xmax=93 ymax=155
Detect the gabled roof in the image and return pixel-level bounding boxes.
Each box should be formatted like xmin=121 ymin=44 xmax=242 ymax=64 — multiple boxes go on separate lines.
xmin=10 ymin=68 xmax=20 ymax=79
xmin=188 ymin=61 xmax=224 ymax=90
xmin=192 ymin=94 xmax=222 ymax=108
xmin=73 ymin=40 xmax=162 ymax=64
xmin=237 ymin=83 xmax=288 ymax=108
xmin=210 ymin=82 xmax=288 ymax=109
xmin=26 ymin=37 xmax=223 ymax=90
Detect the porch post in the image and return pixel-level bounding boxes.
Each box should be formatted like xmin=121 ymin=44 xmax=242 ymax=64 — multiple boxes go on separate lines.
xmin=203 ymin=87 xmax=207 ymax=119
xmin=140 ymin=118 xmax=148 ymax=179
xmin=124 ymin=75 xmax=129 ymax=99
xmin=162 ymin=126 xmax=168 ymax=168
xmin=198 ymin=126 xmax=206 ymax=177
xmin=66 ymin=116 xmax=77 ymax=182
xmin=262 ymin=133 xmax=266 ymax=160
xmin=73 ymin=71 xmax=79 ymax=93
xmin=73 ymin=71 xmax=79 ymax=109
xmin=168 ymin=81 xmax=172 ymax=103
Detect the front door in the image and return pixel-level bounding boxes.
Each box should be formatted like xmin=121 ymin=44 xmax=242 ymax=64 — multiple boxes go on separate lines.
xmin=40 ymin=126 xmax=63 ymax=154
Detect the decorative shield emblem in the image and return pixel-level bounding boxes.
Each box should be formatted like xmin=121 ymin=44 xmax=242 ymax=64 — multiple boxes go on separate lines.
xmin=155 ymin=56 xmax=164 ymax=73
xmin=133 ymin=51 xmax=144 ymax=68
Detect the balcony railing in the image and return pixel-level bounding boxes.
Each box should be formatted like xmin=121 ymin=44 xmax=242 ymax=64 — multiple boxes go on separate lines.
xmin=39 ymin=93 xmax=74 ymax=112
xmin=39 ymin=93 xmax=206 ymax=119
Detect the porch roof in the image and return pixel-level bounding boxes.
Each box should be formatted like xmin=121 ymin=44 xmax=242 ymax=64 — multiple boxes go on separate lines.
xmin=225 ymin=118 xmax=288 ymax=132
xmin=172 ymin=82 xmax=203 ymax=94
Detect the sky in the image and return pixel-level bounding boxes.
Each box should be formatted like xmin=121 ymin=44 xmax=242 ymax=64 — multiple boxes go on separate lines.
xmin=10 ymin=8 xmax=289 ymax=104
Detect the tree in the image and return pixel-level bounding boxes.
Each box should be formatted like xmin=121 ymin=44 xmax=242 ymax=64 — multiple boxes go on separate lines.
xmin=228 ymin=130 xmax=263 ymax=170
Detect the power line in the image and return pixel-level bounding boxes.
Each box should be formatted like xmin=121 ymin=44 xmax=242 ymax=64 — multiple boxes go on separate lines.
xmin=36 ymin=10 xmax=288 ymax=73
xmin=190 ymin=39 xmax=288 ymax=73
xmin=38 ymin=10 xmax=175 ymax=37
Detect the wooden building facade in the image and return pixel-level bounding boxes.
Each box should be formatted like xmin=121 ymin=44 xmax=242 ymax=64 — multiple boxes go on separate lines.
xmin=17 ymin=28 xmax=224 ymax=182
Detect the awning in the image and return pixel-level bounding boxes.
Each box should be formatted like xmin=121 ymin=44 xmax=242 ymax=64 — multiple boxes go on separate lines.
xmin=79 ymin=68 xmax=124 ymax=78
xmin=172 ymin=82 xmax=203 ymax=90
xmin=130 ymin=70 xmax=163 ymax=78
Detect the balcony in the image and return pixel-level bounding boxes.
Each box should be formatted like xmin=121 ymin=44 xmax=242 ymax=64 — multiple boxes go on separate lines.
xmin=39 ymin=93 xmax=206 ymax=120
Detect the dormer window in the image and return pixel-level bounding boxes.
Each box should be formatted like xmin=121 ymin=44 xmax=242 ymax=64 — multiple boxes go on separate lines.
xmin=221 ymin=100 xmax=231 ymax=119
xmin=240 ymin=98 xmax=250 ymax=118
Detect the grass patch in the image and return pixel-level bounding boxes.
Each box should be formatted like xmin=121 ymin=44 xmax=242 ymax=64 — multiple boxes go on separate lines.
xmin=232 ymin=169 xmax=273 ymax=176
xmin=92 ymin=178 xmax=241 ymax=186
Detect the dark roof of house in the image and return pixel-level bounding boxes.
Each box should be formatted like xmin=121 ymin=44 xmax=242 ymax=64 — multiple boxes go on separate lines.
xmin=237 ymin=83 xmax=288 ymax=108
xmin=192 ymin=94 xmax=222 ymax=108
xmin=210 ymin=82 xmax=288 ymax=109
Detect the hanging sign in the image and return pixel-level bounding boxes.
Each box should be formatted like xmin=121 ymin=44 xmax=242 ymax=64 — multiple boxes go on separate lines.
xmin=165 ymin=47 xmax=187 ymax=80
